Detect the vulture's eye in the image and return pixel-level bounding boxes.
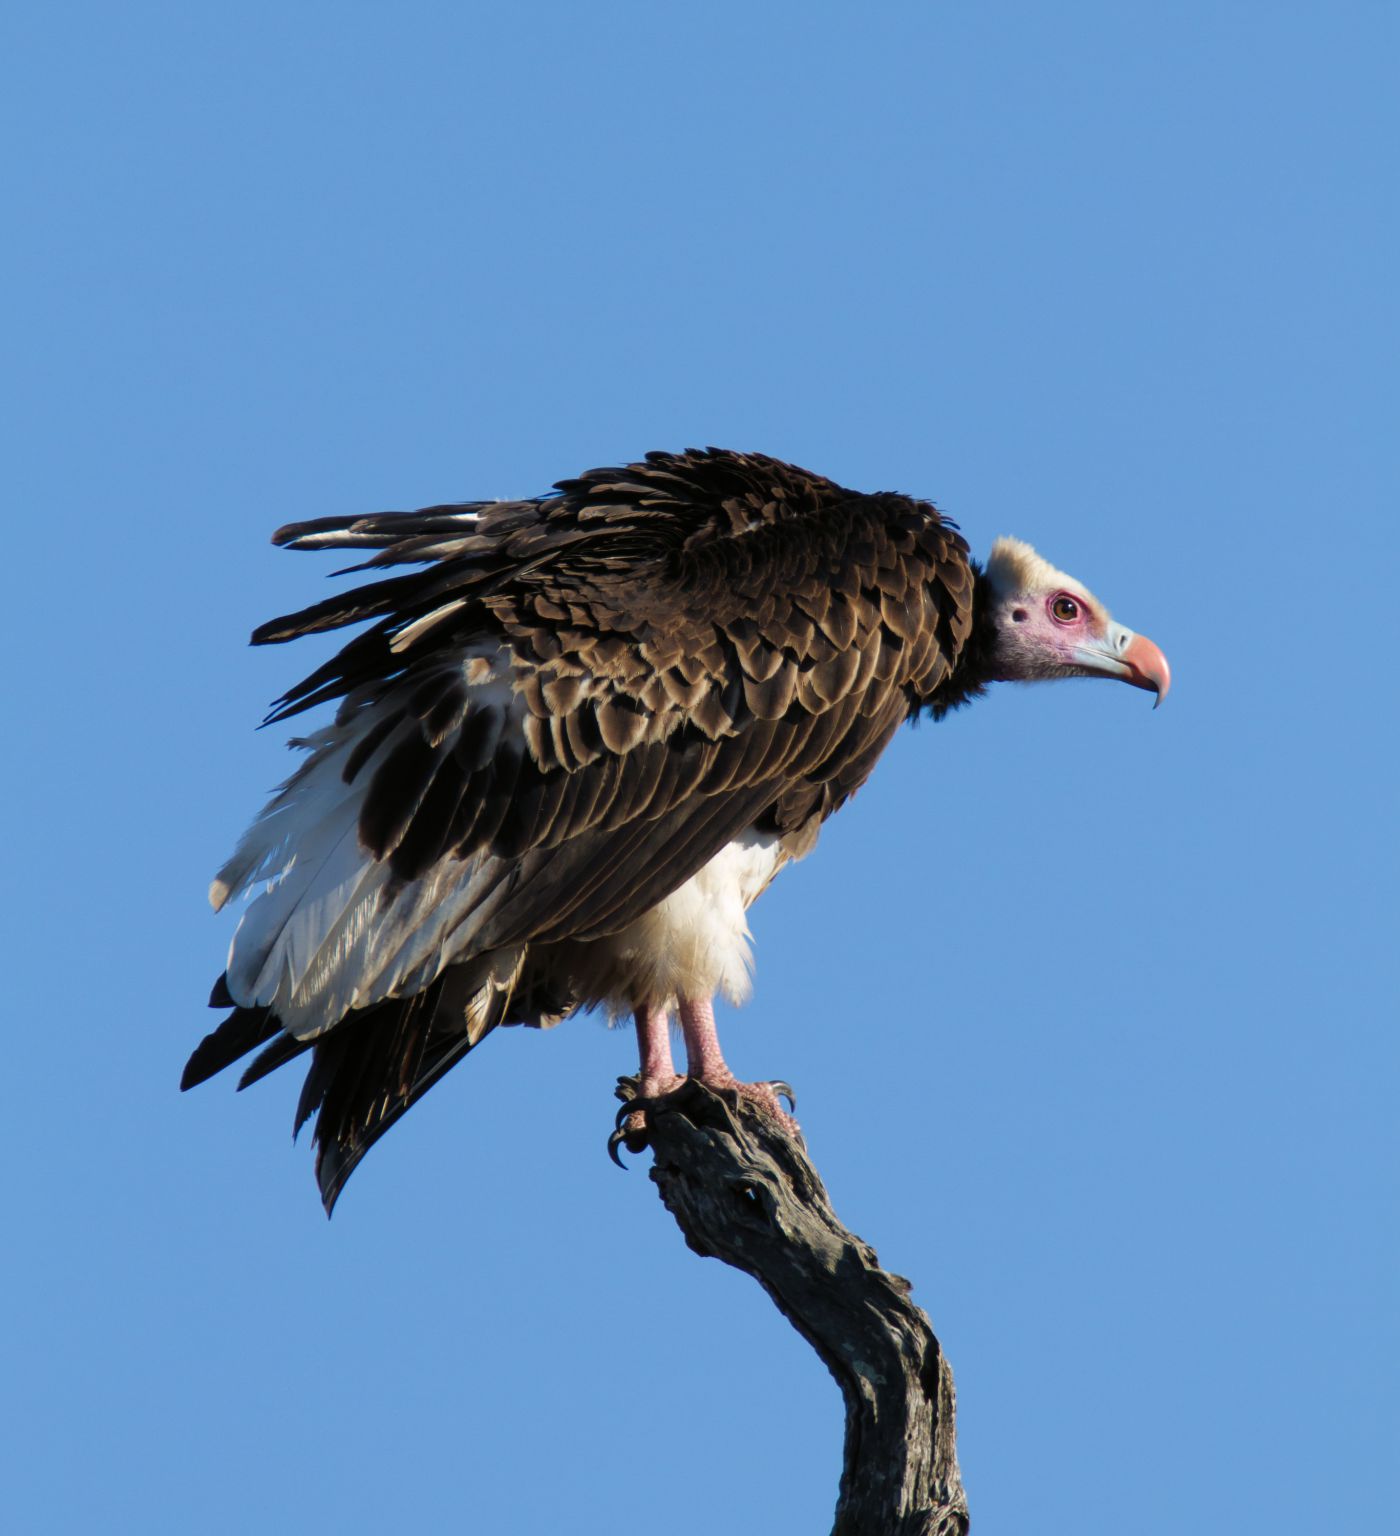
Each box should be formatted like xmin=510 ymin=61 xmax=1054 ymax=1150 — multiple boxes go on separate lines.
xmin=1050 ymin=595 xmax=1081 ymax=624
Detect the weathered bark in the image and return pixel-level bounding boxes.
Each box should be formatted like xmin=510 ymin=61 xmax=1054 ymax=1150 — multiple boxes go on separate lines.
xmin=615 ymin=1077 xmax=969 ymax=1535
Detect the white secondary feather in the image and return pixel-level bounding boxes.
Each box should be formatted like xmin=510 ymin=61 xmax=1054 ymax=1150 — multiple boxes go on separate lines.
xmin=389 ymin=598 xmax=470 ymax=653
xmin=213 ymin=649 xmax=523 ymax=1038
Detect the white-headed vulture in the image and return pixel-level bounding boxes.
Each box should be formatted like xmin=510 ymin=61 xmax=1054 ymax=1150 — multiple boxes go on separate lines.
xmin=184 ymin=449 xmax=1170 ymax=1211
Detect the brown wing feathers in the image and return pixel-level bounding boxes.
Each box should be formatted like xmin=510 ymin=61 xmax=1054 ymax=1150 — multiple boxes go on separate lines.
xmin=189 ymin=450 xmax=978 ymax=1208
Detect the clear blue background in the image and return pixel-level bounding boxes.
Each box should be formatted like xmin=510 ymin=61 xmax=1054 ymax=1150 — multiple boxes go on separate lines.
xmin=3 ymin=4 xmax=1393 ymax=1532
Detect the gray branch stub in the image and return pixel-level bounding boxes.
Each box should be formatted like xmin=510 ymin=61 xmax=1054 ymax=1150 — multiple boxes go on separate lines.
xmin=615 ymin=1076 xmax=969 ymax=1536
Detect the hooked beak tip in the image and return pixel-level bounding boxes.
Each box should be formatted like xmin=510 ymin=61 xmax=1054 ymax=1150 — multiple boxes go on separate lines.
xmin=1124 ymin=633 xmax=1170 ymax=706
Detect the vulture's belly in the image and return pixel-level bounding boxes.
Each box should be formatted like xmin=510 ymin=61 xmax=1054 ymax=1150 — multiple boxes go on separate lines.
xmin=565 ymin=825 xmax=808 ymax=1013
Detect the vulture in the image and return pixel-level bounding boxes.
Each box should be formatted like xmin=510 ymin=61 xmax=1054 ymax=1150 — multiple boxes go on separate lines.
xmin=184 ymin=448 xmax=1169 ymax=1212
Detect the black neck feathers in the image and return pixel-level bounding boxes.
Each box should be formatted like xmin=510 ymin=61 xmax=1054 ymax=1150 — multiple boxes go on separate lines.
xmin=922 ymin=565 xmax=997 ymax=721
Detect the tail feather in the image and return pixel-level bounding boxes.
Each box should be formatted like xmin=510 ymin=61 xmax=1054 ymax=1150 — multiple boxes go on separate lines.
xmin=181 ymin=1003 xmax=278 ymax=1090
xmin=307 ymin=954 xmax=524 ymax=1214
xmin=237 ymin=1032 xmax=314 ymax=1091
xmin=186 ymin=950 xmax=531 ymax=1214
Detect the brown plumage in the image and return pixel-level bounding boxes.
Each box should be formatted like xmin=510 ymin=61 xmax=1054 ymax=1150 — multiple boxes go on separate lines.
xmin=184 ymin=448 xmax=1167 ymax=1211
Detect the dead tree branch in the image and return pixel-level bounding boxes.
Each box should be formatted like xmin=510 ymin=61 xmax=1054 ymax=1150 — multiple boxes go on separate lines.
xmin=615 ymin=1077 xmax=969 ymax=1535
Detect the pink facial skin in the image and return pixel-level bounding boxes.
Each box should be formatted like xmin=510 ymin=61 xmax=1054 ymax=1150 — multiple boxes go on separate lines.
xmin=995 ymin=588 xmax=1170 ymax=703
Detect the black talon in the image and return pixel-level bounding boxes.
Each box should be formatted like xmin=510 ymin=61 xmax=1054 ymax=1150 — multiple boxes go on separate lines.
xmin=609 ymin=1111 xmax=656 ymax=1167
xmin=769 ymin=1080 xmax=797 ymax=1113
xmin=610 ymin=1092 xmax=664 ymax=1165
xmin=607 ymin=1125 xmax=633 ymax=1168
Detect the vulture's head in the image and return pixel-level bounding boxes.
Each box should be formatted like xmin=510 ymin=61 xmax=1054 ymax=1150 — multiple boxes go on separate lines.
xmin=983 ymin=538 xmax=1170 ymax=703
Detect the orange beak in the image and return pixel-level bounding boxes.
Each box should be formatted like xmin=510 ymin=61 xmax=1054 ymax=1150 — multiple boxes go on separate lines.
xmin=1122 ymin=632 xmax=1171 ymax=705
xmin=1073 ymin=624 xmax=1171 ymax=706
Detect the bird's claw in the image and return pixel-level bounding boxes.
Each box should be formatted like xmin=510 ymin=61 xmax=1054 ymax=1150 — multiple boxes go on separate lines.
xmin=607 ymin=1124 xmax=634 ymax=1167
xmin=608 ymin=1077 xmax=799 ymax=1164
xmin=767 ymin=1080 xmax=797 ymax=1113
xmin=609 ymin=1096 xmax=662 ymax=1166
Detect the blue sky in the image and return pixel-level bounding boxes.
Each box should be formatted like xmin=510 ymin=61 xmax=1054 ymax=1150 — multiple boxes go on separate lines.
xmin=3 ymin=4 xmax=1394 ymax=1532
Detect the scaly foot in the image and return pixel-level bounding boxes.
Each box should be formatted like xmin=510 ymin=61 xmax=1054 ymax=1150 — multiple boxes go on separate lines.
xmin=609 ymin=1072 xmax=800 ymax=1165
xmin=697 ymin=1071 xmax=799 ymax=1135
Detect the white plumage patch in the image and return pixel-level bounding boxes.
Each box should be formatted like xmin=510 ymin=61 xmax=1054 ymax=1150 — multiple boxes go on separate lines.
xmin=211 ymin=648 xmax=525 ymax=1038
xmin=570 ymin=827 xmax=794 ymax=1016
xmin=985 ymin=536 xmax=1103 ymax=608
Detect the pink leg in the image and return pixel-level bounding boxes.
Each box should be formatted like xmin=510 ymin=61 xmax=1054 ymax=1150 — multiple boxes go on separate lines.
xmin=618 ymin=1004 xmax=683 ymax=1148
xmin=678 ymin=995 xmax=799 ymax=1132
xmin=634 ymin=1002 xmax=682 ymax=1099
